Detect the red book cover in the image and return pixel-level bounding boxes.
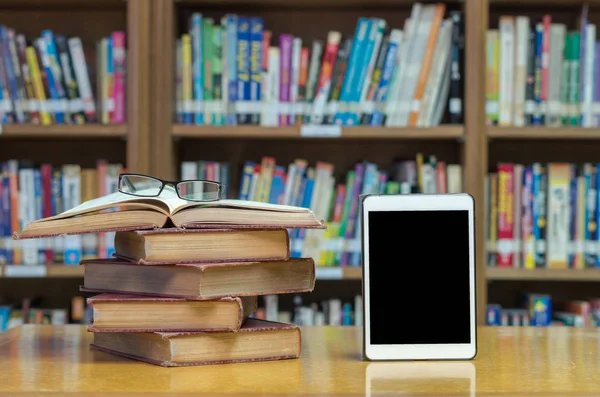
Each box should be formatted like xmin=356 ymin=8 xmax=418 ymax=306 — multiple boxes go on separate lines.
xmin=497 ymin=163 xmax=514 ymax=267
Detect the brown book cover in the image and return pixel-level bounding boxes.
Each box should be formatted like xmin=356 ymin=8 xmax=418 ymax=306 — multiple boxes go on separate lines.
xmin=81 ymin=257 xmax=315 ymax=299
xmin=90 ymin=318 xmax=301 ymax=367
xmin=86 ymin=294 xmax=257 ymax=332
xmin=114 ymin=228 xmax=290 ymax=264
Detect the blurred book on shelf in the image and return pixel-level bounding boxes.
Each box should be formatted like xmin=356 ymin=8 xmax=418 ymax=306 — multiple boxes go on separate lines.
xmin=175 ymin=4 xmax=464 ymax=128
xmin=487 ymin=294 xmax=600 ymax=327
xmin=0 ymin=26 xmax=126 ymax=126
xmin=0 ymin=160 xmax=123 ymax=266
xmin=254 ymin=294 xmax=363 ymax=326
xmin=486 ymin=162 xmax=600 ymax=270
xmin=486 ymin=5 xmax=600 ymax=128
xmin=182 ymin=153 xmax=463 ymax=268
xmin=0 ymin=295 xmax=91 ymax=331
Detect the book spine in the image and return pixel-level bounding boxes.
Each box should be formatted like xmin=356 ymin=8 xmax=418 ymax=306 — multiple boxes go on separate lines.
xmin=547 ymin=164 xmax=570 ymax=269
xmin=325 ymin=38 xmax=350 ymax=126
xmin=409 ymin=5 xmax=445 ymax=126
xmin=264 ymin=47 xmax=279 ymax=127
xmin=68 ymin=37 xmax=96 ymax=122
xmin=594 ymin=42 xmax=600 ymax=126
xmin=448 ymin=11 xmax=463 ymax=124
xmin=569 ymin=164 xmax=578 ymax=268
xmin=522 ymin=166 xmax=535 ymax=268
xmin=181 ymin=34 xmax=193 ymax=125
xmin=225 ymin=15 xmax=238 ymax=126
xmin=587 ymin=164 xmax=599 ymax=267
xmin=361 ymin=34 xmax=388 ymax=125
xmin=334 ymin=18 xmax=370 ymax=125
xmin=497 ymin=163 xmax=515 ymax=267
xmin=582 ymin=24 xmax=596 ymax=127
xmin=532 ymin=163 xmax=547 ymax=268
xmin=532 ymin=24 xmax=543 ymax=125
xmin=103 ymin=36 xmax=113 ymax=123
xmin=111 ymin=31 xmax=126 ymax=124
xmin=1 ymin=27 xmax=24 ymax=123
xmin=289 ymin=37 xmax=301 ymax=126
xmin=341 ymin=163 xmax=364 ymax=266
xmin=351 ymin=19 xmax=383 ymax=126
xmin=513 ymin=17 xmax=529 ymax=127
xmin=296 ymin=46 xmax=309 ymax=126
xmin=498 ymin=17 xmax=514 ymax=126
xmin=371 ymin=30 xmax=401 ymax=126
xmin=259 ymin=30 xmax=270 ymax=126
xmin=249 ymin=17 xmax=263 ymax=125
xmin=36 ymin=37 xmax=64 ymax=123
xmin=236 ymin=17 xmax=250 ymax=125
xmin=7 ymin=29 xmax=29 ymax=123
xmin=191 ymin=13 xmax=204 ymax=125
xmin=25 ymin=46 xmax=50 ymax=125
xmin=524 ymin=29 xmax=536 ymax=126
xmin=279 ymin=34 xmax=292 ymax=126
xmin=212 ymin=23 xmax=224 ymax=125
xmin=569 ymin=32 xmax=581 ymax=126
xmin=540 ymin=15 xmax=550 ymax=124
xmin=303 ymin=40 xmax=322 ymax=124
xmin=560 ymin=33 xmax=572 ymax=126
xmin=486 ymin=30 xmax=499 ymax=125
xmin=311 ymin=31 xmax=341 ymax=125
xmin=55 ymin=35 xmax=84 ymax=124
xmin=202 ymin=19 xmax=213 ymax=125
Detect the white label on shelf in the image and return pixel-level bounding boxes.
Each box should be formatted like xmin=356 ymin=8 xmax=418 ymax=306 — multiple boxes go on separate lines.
xmin=362 ymin=101 xmax=375 ymax=114
xmin=60 ymin=99 xmax=69 ymax=113
xmin=524 ymin=100 xmax=535 ymax=115
xmin=315 ymin=267 xmax=343 ymax=280
xmin=449 ymin=98 xmax=462 ymax=114
xmin=182 ymin=100 xmax=193 ymax=113
xmin=486 ymin=100 xmax=499 ymax=116
xmin=70 ymin=98 xmax=83 ymax=113
xmin=535 ymin=239 xmax=546 ymax=254
xmin=29 ymin=99 xmax=39 ymax=113
xmin=194 ymin=100 xmax=203 ymax=113
xmin=5 ymin=265 xmax=47 ymax=277
xmin=300 ymin=125 xmax=342 ymax=138
xmin=105 ymin=98 xmax=115 ymax=112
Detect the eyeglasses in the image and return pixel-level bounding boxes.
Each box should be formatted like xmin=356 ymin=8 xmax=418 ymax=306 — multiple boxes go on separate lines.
xmin=118 ymin=173 xmax=225 ymax=202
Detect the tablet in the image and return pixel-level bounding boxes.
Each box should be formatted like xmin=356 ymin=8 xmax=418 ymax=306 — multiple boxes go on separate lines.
xmin=361 ymin=193 xmax=476 ymax=361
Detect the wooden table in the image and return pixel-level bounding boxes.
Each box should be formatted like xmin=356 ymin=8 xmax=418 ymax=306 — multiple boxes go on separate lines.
xmin=1 ymin=325 xmax=600 ymax=396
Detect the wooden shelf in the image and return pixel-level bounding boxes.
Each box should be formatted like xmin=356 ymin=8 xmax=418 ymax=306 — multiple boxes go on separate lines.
xmin=488 ymin=127 xmax=600 ymax=140
xmin=486 ymin=267 xmax=600 ymax=281
xmin=172 ymin=125 xmax=464 ymax=140
xmin=0 ymin=124 xmax=127 ymax=139
xmin=490 ymin=0 xmax=600 ymax=5
xmin=0 ymin=0 xmax=125 ymax=8
xmin=176 ymin=0 xmax=452 ymax=7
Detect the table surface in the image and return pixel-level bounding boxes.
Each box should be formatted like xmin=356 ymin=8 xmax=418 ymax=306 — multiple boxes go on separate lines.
xmin=1 ymin=325 xmax=600 ymax=396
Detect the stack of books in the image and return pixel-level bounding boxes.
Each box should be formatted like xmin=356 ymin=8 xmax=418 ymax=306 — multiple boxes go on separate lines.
xmin=15 ymin=182 xmax=324 ymax=366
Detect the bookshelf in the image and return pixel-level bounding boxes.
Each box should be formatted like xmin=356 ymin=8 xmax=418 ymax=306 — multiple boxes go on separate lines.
xmin=8 ymin=0 xmax=600 ymax=327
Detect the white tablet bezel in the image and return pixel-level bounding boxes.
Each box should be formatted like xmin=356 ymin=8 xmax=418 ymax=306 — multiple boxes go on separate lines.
xmin=362 ymin=193 xmax=477 ymax=361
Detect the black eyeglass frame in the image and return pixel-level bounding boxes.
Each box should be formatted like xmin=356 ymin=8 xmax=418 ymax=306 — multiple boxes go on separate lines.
xmin=118 ymin=173 xmax=226 ymax=202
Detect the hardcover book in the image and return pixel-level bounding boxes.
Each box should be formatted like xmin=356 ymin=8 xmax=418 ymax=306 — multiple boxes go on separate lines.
xmin=87 ymin=294 xmax=257 ymax=332
xmin=82 ymin=257 xmax=315 ymax=299
xmin=91 ymin=318 xmax=301 ymax=367
xmin=114 ymin=228 xmax=290 ymax=264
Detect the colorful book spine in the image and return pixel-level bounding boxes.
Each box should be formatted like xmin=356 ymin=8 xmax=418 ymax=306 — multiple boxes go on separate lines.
xmin=191 ymin=13 xmax=203 ymax=125
xmin=212 ymin=23 xmax=224 ymax=125
xmin=334 ymin=18 xmax=370 ymax=125
xmin=202 ymin=19 xmax=213 ymax=125
xmin=225 ymin=14 xmax=237 ymax=126
xmin=279 ymin=34 xmax=292 ymax=126
xmin=111 ymin=32 xmax=126 ymax=124
xmin=249 ymin=17 xmax=263 ymax=125
xmin=236 ymin=17 xmax=250 ymax=125
xmin=371 ymin=29 xmax=401 ymax=126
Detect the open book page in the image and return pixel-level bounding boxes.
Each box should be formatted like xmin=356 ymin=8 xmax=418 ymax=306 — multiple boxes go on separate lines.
xmin=32 ymin=185 xmax=314 ymax=224
xmin=172 ymin=199 xmax=315 ymax=215
xmin=32 ymin=190 xmax=174 ymax=223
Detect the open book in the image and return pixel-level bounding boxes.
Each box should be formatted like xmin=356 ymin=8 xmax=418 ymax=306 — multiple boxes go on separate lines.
xmin=15 ymin=186 xmax=325 ymax=239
